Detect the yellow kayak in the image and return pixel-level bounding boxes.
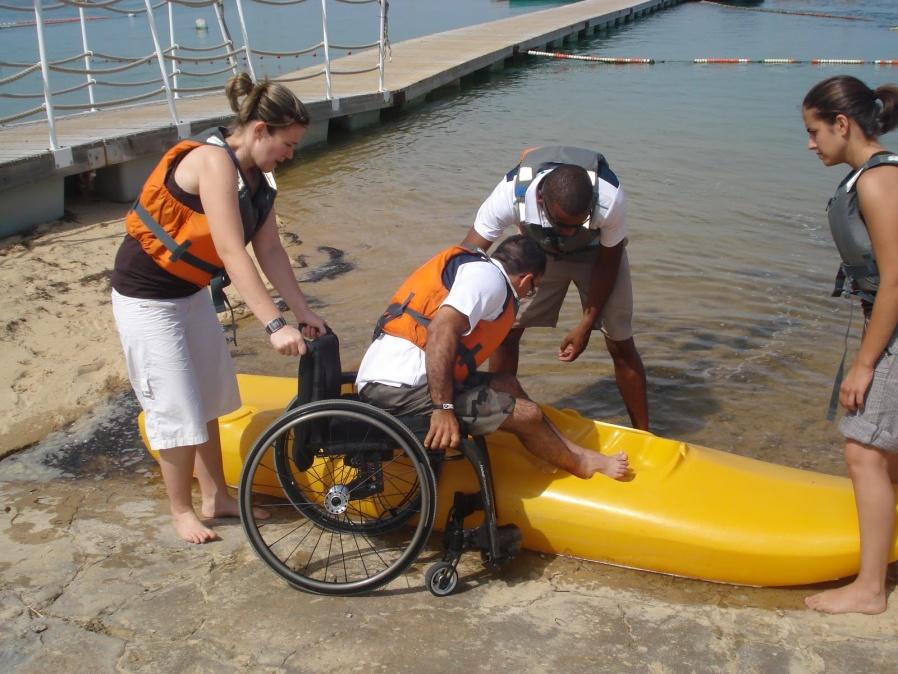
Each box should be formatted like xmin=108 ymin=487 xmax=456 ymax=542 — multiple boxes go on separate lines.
xmin=140 ymin=373 xmax=898 ymax=587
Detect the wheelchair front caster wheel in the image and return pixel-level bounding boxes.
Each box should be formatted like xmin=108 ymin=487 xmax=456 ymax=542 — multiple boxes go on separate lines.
xmin=425 ymin=562 xmax=458 ymax=597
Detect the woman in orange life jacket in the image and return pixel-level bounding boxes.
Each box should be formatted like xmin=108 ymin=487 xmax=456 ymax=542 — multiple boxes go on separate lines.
xmin=802 ymin=75 xmax=898 ymax=614
xmin=111 ymin=73 xmax=326 ymax=544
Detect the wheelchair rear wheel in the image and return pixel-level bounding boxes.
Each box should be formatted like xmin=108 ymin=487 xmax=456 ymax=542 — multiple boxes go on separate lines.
xmin=239 ymin=399 xmax=437 ymax=595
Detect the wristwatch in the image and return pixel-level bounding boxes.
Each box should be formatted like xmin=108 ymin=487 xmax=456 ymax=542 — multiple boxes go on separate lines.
xmin=432 ymin=402 xmax=455 ymax=411
xmin=264 ymin=316 xmax=288 ymax=335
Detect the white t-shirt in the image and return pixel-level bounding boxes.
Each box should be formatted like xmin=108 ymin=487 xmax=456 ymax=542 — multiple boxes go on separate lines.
xmin=472 ymin=166 xmax=628 ymax=248
xmin=356 ymin=258 xmax=514 ymax=390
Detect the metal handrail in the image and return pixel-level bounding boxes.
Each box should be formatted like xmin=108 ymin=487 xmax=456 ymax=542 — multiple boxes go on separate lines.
xmin=0 ymin=0 xmax=390 ymax=146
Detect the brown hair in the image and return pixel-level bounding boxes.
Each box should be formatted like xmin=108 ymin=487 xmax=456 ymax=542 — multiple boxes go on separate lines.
xmin=803 ymin=75 xmax=898 ymax=139
xmin=225 ymin=72 xmax=310 ymax=131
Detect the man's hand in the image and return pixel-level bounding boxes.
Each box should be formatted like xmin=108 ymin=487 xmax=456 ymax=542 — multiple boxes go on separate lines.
xmin=558 ymin=324 xmax=592 ymax=362
xmin=424 ymin=409 xmax=461 ymax=450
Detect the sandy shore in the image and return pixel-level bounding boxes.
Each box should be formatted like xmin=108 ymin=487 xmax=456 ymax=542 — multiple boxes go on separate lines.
xmin=0 ymin=197 xmax=310 ymax=458
xmin=0 ymin=200 xmax=131 ymax=457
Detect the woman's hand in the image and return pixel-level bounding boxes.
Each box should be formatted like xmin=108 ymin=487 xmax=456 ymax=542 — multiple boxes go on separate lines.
xmin=269 ymin=325 xmax=308 ymax=356
xmin=297 ymin=309 xmax=327 ymax=339
xmin=839 ymin=360 xmax=875 ymax=412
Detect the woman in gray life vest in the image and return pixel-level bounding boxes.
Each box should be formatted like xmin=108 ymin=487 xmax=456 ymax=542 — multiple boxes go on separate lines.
xmin=111 ymin=74 xmax=326 ymax=544
xmin=801 ymin=75 xmax=898 ymax=615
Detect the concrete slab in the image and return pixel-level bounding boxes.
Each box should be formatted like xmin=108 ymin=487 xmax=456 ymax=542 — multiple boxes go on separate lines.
xmin=329 ymin=108 xmax=382 ymax=133
xmin=3 ymin=423 xmax=898 ymax=674
xmin=0 ymin=176 xmax=64 ymax=237
xmin=93 ymin=154 xmax=159 ymax=204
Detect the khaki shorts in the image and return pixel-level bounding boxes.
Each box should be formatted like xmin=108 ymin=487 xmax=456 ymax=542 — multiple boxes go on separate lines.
xmin=839 ymin=328 xmax=898 ymax=452
xmin=516 ymin=246 xmax=634 ymax=342
xmin=358 ymin=373 xmax=515 ymax=436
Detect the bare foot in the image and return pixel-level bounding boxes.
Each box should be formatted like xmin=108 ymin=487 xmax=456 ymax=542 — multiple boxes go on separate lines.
xmin=577 ymin=451 xmax=629 ymax=480
xmin=805 ymin=582 xmax=887 ymax=615
xmin=172 ymin=511 xmax=219 ymax=544
xmin=201 ymin=494 xmax=270 ymax=521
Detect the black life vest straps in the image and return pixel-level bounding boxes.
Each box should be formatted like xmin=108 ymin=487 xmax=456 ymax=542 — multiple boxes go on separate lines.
xmin=372 ymin=292 xmax=432 ymax=341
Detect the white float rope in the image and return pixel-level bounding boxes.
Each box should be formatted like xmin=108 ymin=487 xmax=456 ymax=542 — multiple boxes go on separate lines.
xmin=527 ymin=51 xmax=898 ymax=66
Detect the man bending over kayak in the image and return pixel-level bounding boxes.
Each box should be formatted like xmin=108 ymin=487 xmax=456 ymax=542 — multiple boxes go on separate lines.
xmin=355 ymin=234 xmax=628 ymax=480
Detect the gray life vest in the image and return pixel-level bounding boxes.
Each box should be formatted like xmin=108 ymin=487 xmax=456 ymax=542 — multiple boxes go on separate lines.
xmin=514 ymin=146 xmax=608 ymax=256
xmin=827 ymin=152 xmax=898 ymax=302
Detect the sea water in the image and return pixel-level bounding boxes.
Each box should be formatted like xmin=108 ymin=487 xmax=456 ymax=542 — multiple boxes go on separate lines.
xmin=4 ymin=0 xmax=898 ymax=475
xmin=264 ymin=0 xmax=898 ymax=476
xmin=0 ymin=0 xmax=576 ymax=119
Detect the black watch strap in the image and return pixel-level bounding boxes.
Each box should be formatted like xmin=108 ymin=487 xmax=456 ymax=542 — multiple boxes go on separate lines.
xmin=265 ymin=316 xmax=288 ymax=335
xmin=431 ymin=402 xmax=455 ymax=411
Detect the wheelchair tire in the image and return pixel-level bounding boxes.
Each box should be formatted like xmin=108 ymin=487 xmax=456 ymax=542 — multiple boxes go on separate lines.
xmin=425 ymin=561 xmax=458 ymax=597
xmin=239 ymin=399 xmax=437 ymax=596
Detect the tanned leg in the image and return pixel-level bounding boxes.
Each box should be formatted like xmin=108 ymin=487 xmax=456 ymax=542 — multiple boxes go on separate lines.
xmin=499 ymin=396 xmax=628 ymax=480
xmin=157 ymin=444 xmax=217 ymax=544
xmin=605 ymin=336 xmax=649 ymax=431
xmin=196 ymin=420 xmax=269 ymax=521
xmin=806 ymin=440 xmax=895 ymax=614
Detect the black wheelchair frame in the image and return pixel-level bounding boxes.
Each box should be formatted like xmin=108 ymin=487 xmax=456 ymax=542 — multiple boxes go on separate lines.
xmin=237 ymin=331 xmax=521 ymax=596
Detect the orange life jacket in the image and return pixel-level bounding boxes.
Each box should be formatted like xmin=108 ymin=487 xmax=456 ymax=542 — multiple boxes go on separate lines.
xmin=124 ymin=127 xmax=276 ymax=288
xmin=374 ymin=246 xmax=517 ymax=383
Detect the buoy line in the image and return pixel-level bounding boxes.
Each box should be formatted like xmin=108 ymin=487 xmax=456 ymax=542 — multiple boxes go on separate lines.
xmin=701 ymin=1 xmax=874 ymax=23
xmin=527 ymin=51 xmax=898 ymax=66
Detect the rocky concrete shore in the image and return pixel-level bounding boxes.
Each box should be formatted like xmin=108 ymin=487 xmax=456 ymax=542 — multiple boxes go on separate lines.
xmin=2 ymin=395 xmax=897 ymax=673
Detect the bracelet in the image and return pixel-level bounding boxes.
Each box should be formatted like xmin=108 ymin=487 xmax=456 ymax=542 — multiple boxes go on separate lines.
xmin=431 ymin=402 xmax=455 ymax=411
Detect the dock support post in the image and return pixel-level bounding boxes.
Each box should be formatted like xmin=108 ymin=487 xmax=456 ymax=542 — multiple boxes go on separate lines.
xmin=0 ymin=176 xmax=64 ymax=238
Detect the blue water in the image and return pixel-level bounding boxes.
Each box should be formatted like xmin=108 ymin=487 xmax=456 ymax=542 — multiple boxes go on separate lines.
xmin=0 ymin=0 xmax=577 ymax=120
xmin=3 ymin=0 xmax=898 ymax=472
xmin=265 ymin=0 xmax=895 ymax=473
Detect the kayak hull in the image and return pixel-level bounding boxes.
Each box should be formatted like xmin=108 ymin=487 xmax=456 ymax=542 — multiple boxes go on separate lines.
xmin=140 ymin=373 xmax=898 ymax=587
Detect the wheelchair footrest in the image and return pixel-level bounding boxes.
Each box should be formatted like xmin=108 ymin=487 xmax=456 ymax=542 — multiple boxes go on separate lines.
xmin=477 ymin=523 xmax=522 ymax=567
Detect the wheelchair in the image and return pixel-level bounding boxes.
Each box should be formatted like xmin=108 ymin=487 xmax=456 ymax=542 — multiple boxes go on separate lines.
xmin=237 ymin=331 xmax=522 ymax=596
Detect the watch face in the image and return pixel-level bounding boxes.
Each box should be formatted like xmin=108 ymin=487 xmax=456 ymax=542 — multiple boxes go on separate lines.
xmin=266 ymin=317 xmax=287 ymax=334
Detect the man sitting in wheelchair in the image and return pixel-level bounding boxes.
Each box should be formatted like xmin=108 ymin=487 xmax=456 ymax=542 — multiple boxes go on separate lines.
xmin=356 ymin=234 xmax=629 ymax=481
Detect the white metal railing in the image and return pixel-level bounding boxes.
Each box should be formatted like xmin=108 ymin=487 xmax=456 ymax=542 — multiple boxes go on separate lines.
xmin=0 ymin=0 xmax=390 ymax=149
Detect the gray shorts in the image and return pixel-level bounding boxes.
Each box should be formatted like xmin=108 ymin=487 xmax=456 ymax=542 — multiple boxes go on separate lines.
xmin=839 ymin=328 xmax=898 ymax=452
xmin=515 ymin=246 xmax=634 ymax=342
xmin=358 ymin=374 xmax=515 ymax=435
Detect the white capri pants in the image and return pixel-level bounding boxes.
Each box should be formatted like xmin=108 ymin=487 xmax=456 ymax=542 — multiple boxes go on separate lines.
xmin=112 ymin=288 xmax=241 ymax=450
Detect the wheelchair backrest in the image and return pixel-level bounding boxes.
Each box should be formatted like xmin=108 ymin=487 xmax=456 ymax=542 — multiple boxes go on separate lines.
xmin=291 ymin=331 xmax=344 ymax=470
xmin=297 ymin=330 xmax=343 ymax=404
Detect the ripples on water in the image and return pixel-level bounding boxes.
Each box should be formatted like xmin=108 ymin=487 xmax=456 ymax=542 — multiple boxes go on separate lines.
xmin=5 ymin=1 xmax=896 ymax=474
xmin=262 ymin=1 xmax=898 ymax=476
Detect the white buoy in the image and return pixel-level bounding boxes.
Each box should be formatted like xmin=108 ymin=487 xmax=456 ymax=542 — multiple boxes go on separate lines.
xmin=195 ymin=18 xmax=207 ymax=31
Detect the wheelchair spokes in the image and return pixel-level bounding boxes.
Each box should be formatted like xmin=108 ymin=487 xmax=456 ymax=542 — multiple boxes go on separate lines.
xmin=239 ymin=400 xmax=436 ymax=595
